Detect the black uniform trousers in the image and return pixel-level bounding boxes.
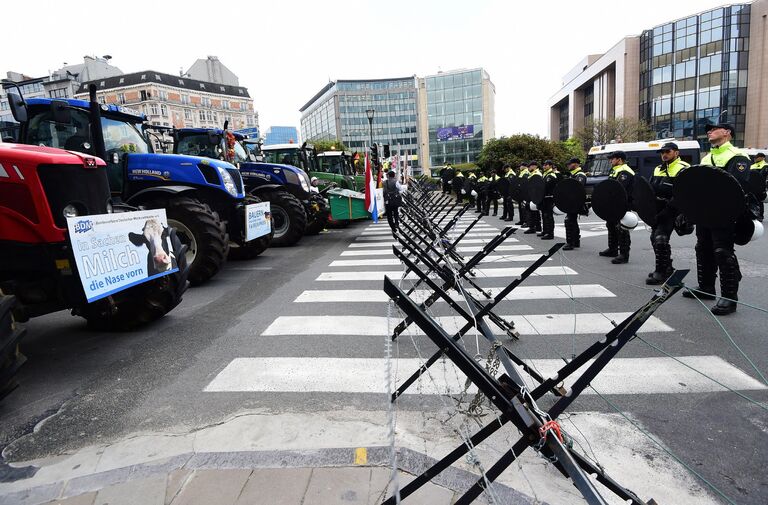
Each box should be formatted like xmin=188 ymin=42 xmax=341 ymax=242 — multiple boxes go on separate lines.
xmin=540 ymin=197 xmax=555 ymax=235
xmin=385 ymin=203 xmax=400 ymax=233
xmin=649 ymin=205 xmax=676 ymax=275
xmin=564 ymin=213 xmax=580 ymax=246
xmin=694 ymin=224 xmax=740 ymax=299
xmin=502 ymin=196 xmax=514 ymax=220
xmin=483 ymin=192 xmax=498 ymax=215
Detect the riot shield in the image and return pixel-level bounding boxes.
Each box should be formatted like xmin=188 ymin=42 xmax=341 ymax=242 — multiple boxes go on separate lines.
xmin=632 ymin=176 xmax=658 ymax=227
xmin=673 ymin=165 xmax=744 ymax=228
xmin=526 ymin=174 xmax=545 ymax=206
xmin=591 ymin=179 xmax=628 ymax=223
xmin=553 ymin=178 xmax=586 ymax=215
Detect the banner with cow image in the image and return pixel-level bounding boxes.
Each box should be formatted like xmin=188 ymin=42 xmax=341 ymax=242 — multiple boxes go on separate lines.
xmin=245 ymin=201 xmax=271 ymax=242
xmin=66 ymin=209 xmax=179 ymax=303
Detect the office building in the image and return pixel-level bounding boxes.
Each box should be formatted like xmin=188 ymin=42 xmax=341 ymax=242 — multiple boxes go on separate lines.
xmin=264 ymin=126 xmax=299 ymax=145
xmin=300 ymin=77 xmax=419 ymax=166
xmin=417 ymin=68 xmax=496 ymax=169
xmin=549 ymin=0 xmax=768 ymax=148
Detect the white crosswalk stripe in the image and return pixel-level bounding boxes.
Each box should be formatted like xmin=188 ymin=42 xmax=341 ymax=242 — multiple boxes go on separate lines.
xmin=348 ymin=238 xmax=519 ymax=247
xmin=294 ymin=284 xmax=615 ymax=303
xmin=316 ymin=266 xmax=577 ymax=280
xmin=204 ymin=356 xmax=766 ymax=395
xmin=355 ymin=232 xmax=503 ymax=241
xmin=339 ymin=246 xmax=534 ymax=257
xmin=261 ymin=313 xmax=672 ymax=336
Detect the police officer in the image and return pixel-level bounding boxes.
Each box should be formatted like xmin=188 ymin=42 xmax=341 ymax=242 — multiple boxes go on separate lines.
xmin=475 ymin=171 xmax=489 ymax=213
xmin=539 ymin=160 xmax=559 ymax=240
xmin=682 ymin=123 xmax=752 ymax=315
xmin=599 ymin=151 xmax=634 ymax=264
xmin=563 ymin=158 xmax=586 ymax=250
xmin=501 ymin=164 xmax=517 ymax=222
xmin=466 ymin=171 xmax=477 ymax=206
xmin=647 ymin=143 xmax=690 ymax=285
xmin=452 ymin=170 xmax=465 ymax=203
xmin=441 ymin=163 xmax=455 ymax=194
xmin=524 ymin=161 xmax=542 ymax=234
xmin=516 ymin=162 xmax=530 ymax=226
xmin=485 ymin=169 xmax=501 ymax=216
xmin=750 ymin=152 xmax=767 ymax=221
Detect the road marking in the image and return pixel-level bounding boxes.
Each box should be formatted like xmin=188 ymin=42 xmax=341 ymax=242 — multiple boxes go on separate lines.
xmin=360 ymin=228 xmax=499 ymax=236
xmin=347 ymin=238 xmax=520 ymax=247
xmin=355 ymin=232 xmax=502 ymax=241
xmin=316 ymin=266 xmax=577 ymax=281
xmin=354 ymin=448 xmax=367 ymax=465
xmin=329 ymin=252 xmax=543 ymax=267
xmin=295 ymin=284 xmax=615 ymax=303
xmin=261 ymin=312 xmax=671 ymax=336
xmin=339 ymin=245 xmax=533 ymax=256
xmin=204 ymin=356 xmax=763 ymax=394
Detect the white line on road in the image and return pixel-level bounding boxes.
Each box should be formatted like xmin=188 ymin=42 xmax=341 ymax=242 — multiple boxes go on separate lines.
xmin=355 ymin=232 xmax=502 ymax=241
xmin=261 ymin=313 xmax=671 ymax=336
xmin=347 ymin=238 xmax=519 ymax=247
xmin=204 ymin=356 xmax=763 ymax=395
xmin=328 ymin=253 xmax=542 ymax=267
xmin=294 ymin=284 xmax=615 ymax=303
xmin=339 ymin=245 xmax=533 ymax=256
xmin=316 ymin=266 xmax=577 ymax=281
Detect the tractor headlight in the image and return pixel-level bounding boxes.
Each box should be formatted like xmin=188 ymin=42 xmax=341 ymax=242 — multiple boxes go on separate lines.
xmin=217 ymin=166 xmax=238 ymax=196
xmin=299 ymin=172 xmax=310 ymax=193
xmin=62 ymin=204 xmax=79 ymax=219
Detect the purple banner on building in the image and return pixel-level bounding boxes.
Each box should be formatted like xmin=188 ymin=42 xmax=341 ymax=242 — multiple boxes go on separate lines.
xmin=436 ymin=125 xmax=474 ymax=142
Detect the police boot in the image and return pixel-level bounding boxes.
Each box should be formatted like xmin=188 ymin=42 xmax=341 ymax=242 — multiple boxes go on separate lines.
xmin=612 ymin=228 xmax=630 ymax=264
xmin=646 ymin=236 xmax=673 ymax=285
xmin=711 ymin=248 xmax=741 ymax=315
xmin=682 ymin=244 xmax=717 ymax=300
xmin=524 ymin=208 xmax=537 ymax=233
xmin=599 ymin=224 xmax=619 ymax=257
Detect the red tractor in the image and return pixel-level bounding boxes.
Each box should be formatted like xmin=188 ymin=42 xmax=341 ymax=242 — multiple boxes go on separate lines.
xmin=0 ymin=142 xmax=189 ymax=398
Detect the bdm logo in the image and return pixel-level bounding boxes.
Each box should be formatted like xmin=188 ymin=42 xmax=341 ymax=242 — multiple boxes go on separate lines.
xmin=74 ymin=220 xmax=94 ymax=233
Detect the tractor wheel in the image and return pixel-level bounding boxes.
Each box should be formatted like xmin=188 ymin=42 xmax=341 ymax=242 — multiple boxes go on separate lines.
xmin=154 ymin=196 xmax=228 ymax=285
xmin=229 ymin=195 xmax=273 ymax=260
xmin=262 ymin=190 xmax=307 ymax=247
xmin=0 ymin=293 xmax=26 ymax=402
xmin=75 ymin=228 xmax=190 ymax=330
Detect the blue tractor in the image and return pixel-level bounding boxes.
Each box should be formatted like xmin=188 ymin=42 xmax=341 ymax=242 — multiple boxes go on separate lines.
xmin=173 ymin=128 xmax=329 ymax=245
xmin=8 ymin=85 xmax=272 ymax=285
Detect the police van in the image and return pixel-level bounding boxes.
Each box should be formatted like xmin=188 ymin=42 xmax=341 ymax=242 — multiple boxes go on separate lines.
xmin=584 ymin=139 xmax=702 ymax=197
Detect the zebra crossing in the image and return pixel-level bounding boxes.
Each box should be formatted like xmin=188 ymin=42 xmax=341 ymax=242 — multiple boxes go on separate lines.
xmin=204 ymin=216 xmax=767 ymax=400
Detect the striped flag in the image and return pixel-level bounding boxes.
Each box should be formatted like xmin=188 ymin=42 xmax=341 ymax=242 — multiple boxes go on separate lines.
xmin=364 ymin=152 xmax=378 ymax=223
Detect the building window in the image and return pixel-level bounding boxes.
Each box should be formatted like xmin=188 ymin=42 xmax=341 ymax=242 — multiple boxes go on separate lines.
xmin=48 ymin=88 xmax=67 ymax=98
xmin=117 ymin=93 xmax=126 ymax=104
xmin=150 ymin=104 xmax=159 ymax=116
xmin=181 ymin=94 xmax=189 ymax=105
xmin=140 ymin=90 xmax=149 ymax=101
xmin=184 ymin=109 xmax=192 ymax=121
xmin=158 ymin=90 xmax=168 ymax=101
xmin=160 ymin=104 xmax=167 ymax=117
xmin=97 ymin=95 xmax=106 ymax=104
xmin=202 ymin=96 xmax=211 ymax=107
xmin=199 ymin=110 xmax=206 ymax=122
xmin=222 ymin=100 xmax=229 ymax=110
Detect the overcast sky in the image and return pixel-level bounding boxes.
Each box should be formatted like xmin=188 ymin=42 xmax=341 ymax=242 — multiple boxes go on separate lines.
xmin=4 ymin=0 xmax=735 ymax=138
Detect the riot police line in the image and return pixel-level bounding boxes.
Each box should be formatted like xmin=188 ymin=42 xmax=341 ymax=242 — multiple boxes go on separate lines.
xmin=434 ymin=123 xmax=767 ymax=317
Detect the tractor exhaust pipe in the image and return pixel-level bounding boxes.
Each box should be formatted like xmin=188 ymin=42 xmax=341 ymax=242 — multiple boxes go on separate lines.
xmin=88 ymin=84 xmax=106 ymax=159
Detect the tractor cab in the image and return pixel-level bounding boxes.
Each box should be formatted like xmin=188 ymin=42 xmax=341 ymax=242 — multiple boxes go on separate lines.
xmin=311 ymin=150 xmax=357 ymax=191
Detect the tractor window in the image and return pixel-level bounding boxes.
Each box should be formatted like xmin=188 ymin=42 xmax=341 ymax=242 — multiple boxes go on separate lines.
xmin=101 ymin=117 xmax=149 ymax=155
xmin=232 ymin=141 xmax=248 ymax=163
xmin=177 ymin=133 xmax=218 ymax=158
xmin=263 ymin=149 xmax=301 ymax=167
xmin=318 ymin=156 xmax=343 ymax=175
xmin=26 ymin=109 xmax=93 ymax=153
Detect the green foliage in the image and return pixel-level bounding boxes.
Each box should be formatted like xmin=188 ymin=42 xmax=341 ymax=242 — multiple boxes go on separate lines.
xmin=453 ymin=162 xmax=480 ymax=173
xmin=310 ymin=139 xmax=348 ymax=153
xmin=573 ymin=117 xmax=654 ymax=152
xmin=476 ymin=134 xmax=586 ymax=171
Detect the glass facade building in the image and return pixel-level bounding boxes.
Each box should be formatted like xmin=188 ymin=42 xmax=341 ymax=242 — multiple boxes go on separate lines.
xmin=639 ymin=4 xmax=751 ymax=147
xmin=422 ymin=69 xmax=489 ymax=167
xmin=299 ymin=78 xmax=418 ymax=165
xmin=264 ymin=126 xmax=299 ymax=145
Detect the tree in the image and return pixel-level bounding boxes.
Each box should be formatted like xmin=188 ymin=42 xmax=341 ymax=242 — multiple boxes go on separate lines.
xmin=476 ymin=134 xmax=585 ymax=172
xmin=310 ymin=139 xmax=348 ymax=153
xmin=574 ymin=118 xmax=654 ymax=152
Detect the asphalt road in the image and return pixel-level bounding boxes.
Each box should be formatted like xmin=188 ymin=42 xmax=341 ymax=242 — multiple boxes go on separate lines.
xmin=1 ymin=208 xmax=766 ymax=504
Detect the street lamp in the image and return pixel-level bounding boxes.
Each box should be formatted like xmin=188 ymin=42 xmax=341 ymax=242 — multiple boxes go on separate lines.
xmin=366 ymin=108 xmax=375 ymax=151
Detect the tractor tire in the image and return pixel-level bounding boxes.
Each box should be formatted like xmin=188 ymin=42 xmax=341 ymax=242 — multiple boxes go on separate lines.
xmin=153 ymin=196 xmax=228 ymax=285
xmin=262 ymin=190 xmax=307 ymax=247
xmin=75 ymin=228 xmax=190 ymax=331
xmin=0 ymin=293 xmax=26 ymax=402
xmin=229 ymin=195 xmax=273 ymax=260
